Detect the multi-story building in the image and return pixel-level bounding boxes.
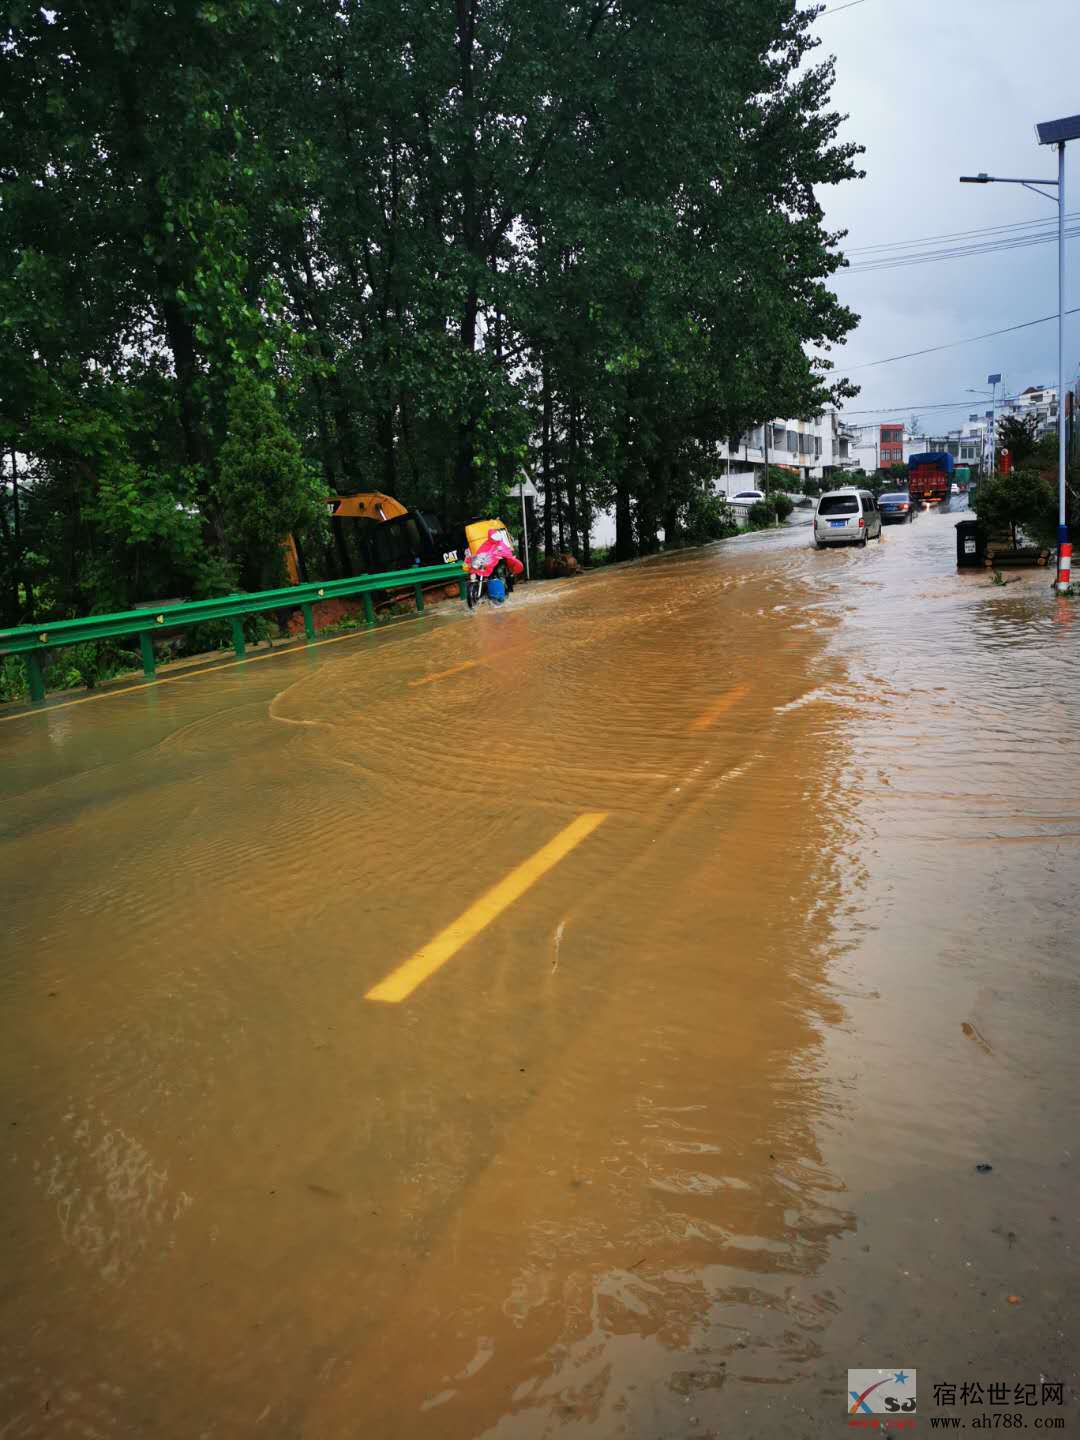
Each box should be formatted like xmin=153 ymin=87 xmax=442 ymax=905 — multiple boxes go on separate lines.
xmin=917 ymin=429 xmax=985 ymax=467
xmin=994 ymin=385 xmax=1058 ymax=438
xmin=838 ymin=420 xmax=986 ymax=475
xmin=716 ymin=413 xmax=852 ymax=491
xmin=879 ymin=422 xmax=904 ymax=468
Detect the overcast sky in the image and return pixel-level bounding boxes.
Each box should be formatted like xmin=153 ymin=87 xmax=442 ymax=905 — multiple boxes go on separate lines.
xmin=813 ymin=0 xmax=1079 ymax=436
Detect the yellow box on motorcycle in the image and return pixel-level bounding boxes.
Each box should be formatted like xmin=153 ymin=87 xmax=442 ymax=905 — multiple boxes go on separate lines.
xmin=464 ymin=518 xmax=514 ymax=561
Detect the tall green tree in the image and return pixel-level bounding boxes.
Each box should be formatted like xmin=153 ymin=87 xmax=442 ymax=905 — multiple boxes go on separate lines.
xmin=996 ymin=414 xmax=1039 ymax=469
xmin=2 ymin=0 xmax=863 ymax=630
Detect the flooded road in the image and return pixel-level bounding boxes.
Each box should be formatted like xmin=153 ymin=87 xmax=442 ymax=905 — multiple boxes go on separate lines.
xmin=2 ymin=507 xmax=1078 ymax=1437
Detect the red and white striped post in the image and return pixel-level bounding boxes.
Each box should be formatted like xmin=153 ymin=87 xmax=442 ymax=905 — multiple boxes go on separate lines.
xmin=1057 ymin=530 xmax=1073 ymax=592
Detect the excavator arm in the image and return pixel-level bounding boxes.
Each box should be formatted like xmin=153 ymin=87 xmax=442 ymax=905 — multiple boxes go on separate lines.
xmin=325 ymin=492 xmax=409 ymax=522
xmin=284 ymin=492 xmax=412 ymax=583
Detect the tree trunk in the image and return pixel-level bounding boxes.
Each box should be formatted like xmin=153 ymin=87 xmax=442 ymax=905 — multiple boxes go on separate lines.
xmin=309 ymin=372 xmax=341 ymax=491
xmin=1 ymin=450 xmax=17 ymax=624
xmin=566 ymin=397 xmax=580 ymax=558
xmin=614 ymin=480 xmax=633 ymax=561
xmin=453 ymin=0 xmax=482 ymax=513
xmin=635 ymin=454 xmax=665 ymax=555
xmin=377 ymin=407 xmax=397 ymax=493
xmin=161 ymin=296 xmax=202 ymax=475
xmin=542 ymin=361 xmax=554 ymax=556
xmin=662 ymin=453 xmax=679 ymax=546
xmin=12 ymin=451 xmax=29 ymax=620
xmin=296 ymin=251 xmax=362 ymax=489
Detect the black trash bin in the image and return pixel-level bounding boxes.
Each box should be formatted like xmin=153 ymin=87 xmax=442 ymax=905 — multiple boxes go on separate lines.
xmin=956 ymin=519 xmax=984 ymax=569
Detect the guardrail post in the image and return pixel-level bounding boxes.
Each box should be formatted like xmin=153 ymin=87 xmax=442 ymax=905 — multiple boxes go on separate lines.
xmin=25 ymin=653 xmax=45 ymax=704
xmin=139 ymin=631 xmax=157 ymax=677
xmin=458 ymin=576 xmax=468 ymax=600
xmin=414 ymin=584 xmax=424 ymax=614
xmin=362 ymin=593 xmax=375 ymax=626
xmin=302 ymin=603 xmax=316 ymax=641
xmin=230 ymin=617 xmax=246 ymax=657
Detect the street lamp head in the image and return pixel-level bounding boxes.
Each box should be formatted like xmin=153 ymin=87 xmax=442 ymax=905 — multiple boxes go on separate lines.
xmin=1036 ymin=115 xmax=1080 ymax=146
xmin=959 ymin=173 xmax=991 ymax=183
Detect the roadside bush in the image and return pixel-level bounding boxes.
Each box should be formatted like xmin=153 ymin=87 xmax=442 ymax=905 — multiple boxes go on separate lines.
xmin=0 ymin=656 xmax=27 ymax=704
xmin=972 ymin=469 xmax=1056 ymax=550
xmin=771 ymin=493 xmax=795 ymax=522
xmin=766 ymin=465 xmax=799 ymax=495
xmin=747 ymin=494 xmax=794 ymax=529
xmin=50 ymin=641 xmax=138 ymax=691
xmin=683 ymin=491 xmax=738 ymax=544
xmin=0 ymin=641 xmax=140 ymax=705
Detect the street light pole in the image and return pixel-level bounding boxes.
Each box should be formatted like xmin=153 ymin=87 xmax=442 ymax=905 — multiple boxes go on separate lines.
xmin=967 ymin=382 xmax=999 ymax=478
xmin=1055 ymin=140 xmax=1068 ymax=587
xmin=961 ymin=111 xmax=1078 ymax=591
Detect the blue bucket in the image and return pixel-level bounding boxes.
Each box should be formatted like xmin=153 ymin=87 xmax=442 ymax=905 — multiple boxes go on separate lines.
xmin=487 ymin=577 xmax=506 ymax=603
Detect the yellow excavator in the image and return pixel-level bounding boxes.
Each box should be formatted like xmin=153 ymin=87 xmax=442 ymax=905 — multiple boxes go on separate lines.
xmin=285 ymin=491 xmax=512 ymax=587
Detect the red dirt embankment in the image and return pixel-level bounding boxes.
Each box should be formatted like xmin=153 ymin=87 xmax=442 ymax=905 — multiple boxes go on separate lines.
xmin=281 ymin=583 xmax=463 ymax=636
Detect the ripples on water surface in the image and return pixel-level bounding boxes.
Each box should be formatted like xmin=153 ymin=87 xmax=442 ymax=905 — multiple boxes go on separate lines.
xmin=1 ymin=508 xmax=1077 ymax=1437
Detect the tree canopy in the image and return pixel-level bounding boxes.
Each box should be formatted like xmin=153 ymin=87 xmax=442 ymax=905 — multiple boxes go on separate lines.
xmin=1 ymin=0 xmax=862 ymax=625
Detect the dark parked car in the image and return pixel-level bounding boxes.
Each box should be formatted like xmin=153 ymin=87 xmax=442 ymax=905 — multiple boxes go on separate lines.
xmin=878 ymin=491 xmax=916 ymax=524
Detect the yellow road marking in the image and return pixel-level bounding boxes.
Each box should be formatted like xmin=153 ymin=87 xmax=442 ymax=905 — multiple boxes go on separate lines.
xmin=365 ymin=812 xmax=609 ymax=1003
xmin=688 ymin=681 xmax=751 ymax=732
xmin=407 ymin=658 xmax=481 ymax=687
xmin=0 ymin=613 xmax=431 ymax=725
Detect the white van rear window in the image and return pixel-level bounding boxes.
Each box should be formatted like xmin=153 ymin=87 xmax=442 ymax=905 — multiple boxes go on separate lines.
xmin=818 ymin=495 xmax=859 ymax=516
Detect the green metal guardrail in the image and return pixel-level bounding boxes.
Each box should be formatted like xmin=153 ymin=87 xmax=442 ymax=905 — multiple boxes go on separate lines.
xmin=0 ymin=562 xmax=468 ymax=704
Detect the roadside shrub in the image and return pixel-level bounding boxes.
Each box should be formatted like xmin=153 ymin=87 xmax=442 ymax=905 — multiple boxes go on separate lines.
xmin=0 ymin=642 xmax=142 ymax=704
xmin=51 ymin=641 xmax=138 ymax=691
xmin=972 ymin=469 xmax=1056 ymax=550
xmin=771 ymin=493 xmax=795 ymax=522
xmin=683 ymin=492 xmax=738 ymax=544
xmin=747 ymin=495 xmax=793 ymax=528
xmin=0 ymin=656 xmax=28 ymax=704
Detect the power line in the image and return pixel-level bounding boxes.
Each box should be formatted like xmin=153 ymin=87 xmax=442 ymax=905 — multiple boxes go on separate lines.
xmin=817 ymin=0 xmax=873 ymax=14
xmin=846 ymin=211 xmax=1080 ymax=256
xmin=840 ymin=396 xmax=1028 ymax=417
xmin=839 ymin=306 xmax=1080 ymax=370
xmin=848 ymin=226 xmax=1080 ymax=272
xmin=846 ymin=224 xmax=1080 ymax=274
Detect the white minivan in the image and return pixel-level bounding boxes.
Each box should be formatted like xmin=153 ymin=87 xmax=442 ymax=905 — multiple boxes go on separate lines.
xmin=814 ymin=487 xmax=883 ymax=547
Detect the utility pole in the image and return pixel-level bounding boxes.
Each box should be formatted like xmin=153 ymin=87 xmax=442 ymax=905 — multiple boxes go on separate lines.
xmin=962 ymin=112 xmax=1078 ymax=590
xmin=763 ymin=422 xmax=770 ymax=495
xmin=1055 ymin=138 xmax=1069 ymax=588
xmin=987 ymin=373 xmax=1000 ymax=477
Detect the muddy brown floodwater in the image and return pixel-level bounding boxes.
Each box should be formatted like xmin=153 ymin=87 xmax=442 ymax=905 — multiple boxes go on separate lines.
xmin=1 ymin=507 xmax=1078 ymax=1438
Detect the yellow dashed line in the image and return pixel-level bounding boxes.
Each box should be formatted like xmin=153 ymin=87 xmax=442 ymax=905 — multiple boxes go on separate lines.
xmin=407 ymin=659 xmax=481 ymax=687
xmin=688 ymin=682 xmax=751 ymax=732
xmin=365 ymin=812 xmax=609 ymax=1003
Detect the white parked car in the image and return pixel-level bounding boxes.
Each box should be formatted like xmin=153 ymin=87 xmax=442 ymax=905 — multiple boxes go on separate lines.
xmin=728 ymin=489 xmax=765 ymax=504
xmin=813 ymin=487 xmax=883 ymax=547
